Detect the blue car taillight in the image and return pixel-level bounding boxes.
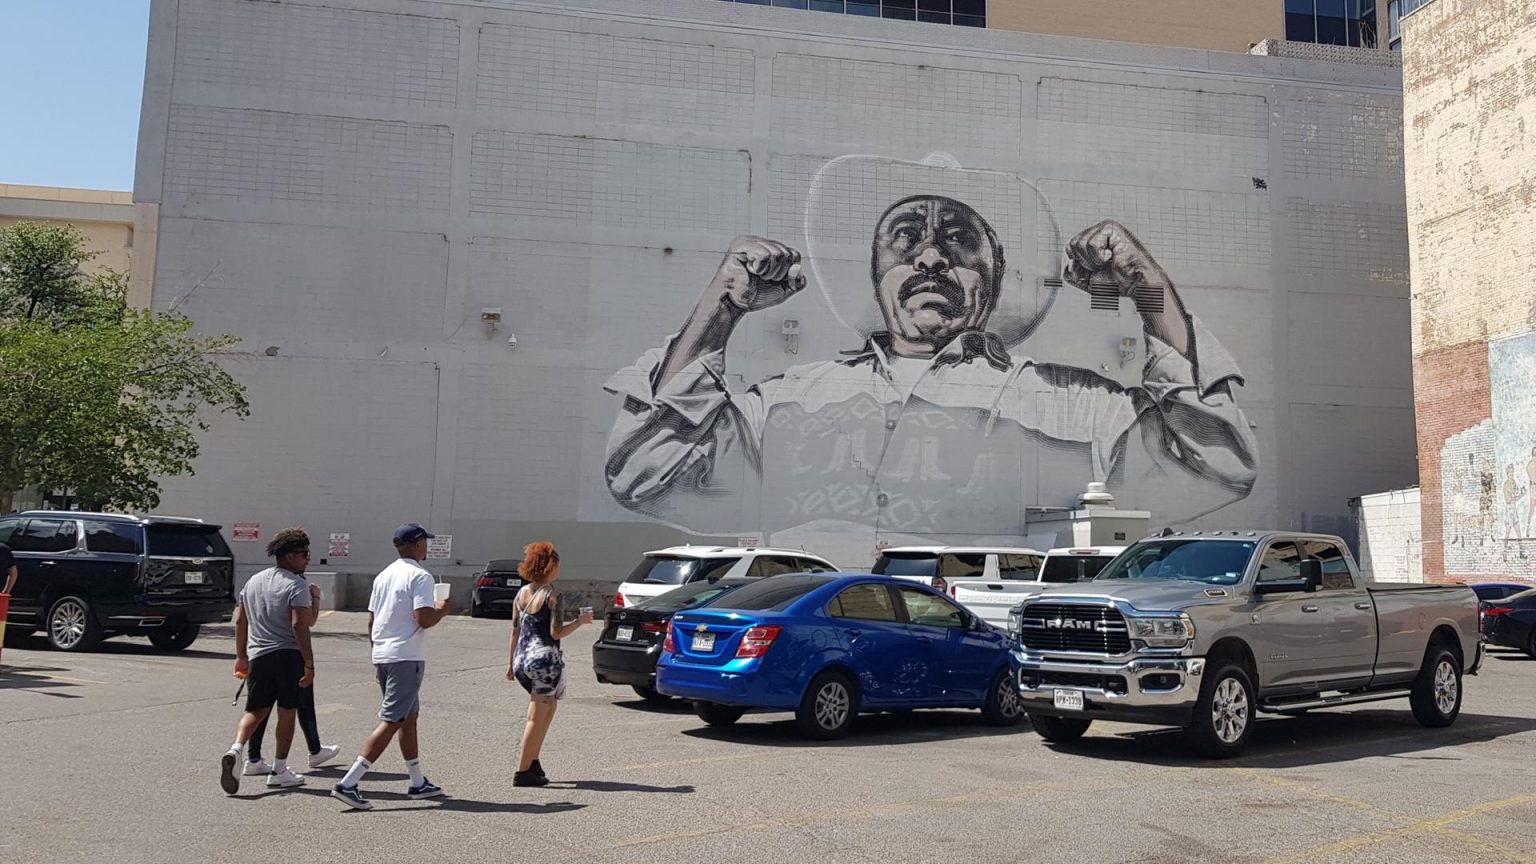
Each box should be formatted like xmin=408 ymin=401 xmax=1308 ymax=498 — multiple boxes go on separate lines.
xmin=735 ymin=625 xmax=782 ymax=659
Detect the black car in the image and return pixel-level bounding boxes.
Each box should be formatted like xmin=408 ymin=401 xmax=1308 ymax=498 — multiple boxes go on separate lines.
xmin=593 ymin=577 xmax=750 ymax=702
xmin=1471 ymin=583 xmax=1531 ymax=632
xmin=470 ymin=559 xmax=523 ymax=618
xmin=0 ymin=511 xmax=235 ymax=652
xmin=1483 ymin=587 xmax=1536 ymax=657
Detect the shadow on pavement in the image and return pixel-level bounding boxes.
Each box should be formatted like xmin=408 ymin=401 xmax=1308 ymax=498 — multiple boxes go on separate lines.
xmin=1036 ymin=709 xmax=1536 ymax=769
xmin=0 ymin=666 xmax=84 ymax=698
xmin=680 ymin=709 xmax=1032 ymax=748
xmin=608 ymin=697 xmax=696 ymax=715
xmin=547 ymin=779 xmax=694 ymax=794
xmin=235 ymin=787 xmax=588 ymax=814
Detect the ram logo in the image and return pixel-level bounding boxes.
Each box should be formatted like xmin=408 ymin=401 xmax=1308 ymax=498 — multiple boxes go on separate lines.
xmin=1045 ymin=617 xmax=1095 ymax=631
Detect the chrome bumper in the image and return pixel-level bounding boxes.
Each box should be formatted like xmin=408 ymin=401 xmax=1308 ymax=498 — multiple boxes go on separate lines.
xmin=1014 ymin=651 xmax=1205 ymax=711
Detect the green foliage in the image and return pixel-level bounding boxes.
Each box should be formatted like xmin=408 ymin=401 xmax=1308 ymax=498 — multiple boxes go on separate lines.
xmin=0 ymin=221 xmax=249 ymax=512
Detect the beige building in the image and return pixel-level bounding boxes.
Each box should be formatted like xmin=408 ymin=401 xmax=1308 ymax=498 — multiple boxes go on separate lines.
xmin=1401 ymin=0 xmax=1536 ymax=584
xmin=991 ymin=0 xmax=1283 ymax=52
xmin=0 ymin=184 xmax=150 ymax=307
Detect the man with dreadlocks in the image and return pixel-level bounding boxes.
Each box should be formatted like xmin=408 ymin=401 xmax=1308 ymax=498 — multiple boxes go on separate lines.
xmin=219 ymin=527 xmax=317 ymax=795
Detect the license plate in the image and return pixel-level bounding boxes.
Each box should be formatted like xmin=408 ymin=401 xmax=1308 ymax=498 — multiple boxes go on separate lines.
xmin=1053 ymin=689 xmax=1084 ymax=711
xmin=182 ymin=571 xmax=206 ymax=585
xmin=615 ymin=626 xmax=634 ymax=641
xmin=506 ymin=578 xmax=519 ymax=587
xmin=690 ymin=632 xmax=715 ymax=652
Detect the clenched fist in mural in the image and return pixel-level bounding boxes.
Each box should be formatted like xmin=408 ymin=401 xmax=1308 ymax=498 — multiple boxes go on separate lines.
xmin=710 ymin=235 xmax=807 ymax=314
xmin=1065 ymin=219 xmax=1191 ymax=355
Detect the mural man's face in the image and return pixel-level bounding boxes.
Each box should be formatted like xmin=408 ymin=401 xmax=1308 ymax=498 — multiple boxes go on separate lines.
xmin=871 ymin=196 xmax=1001 ymax=352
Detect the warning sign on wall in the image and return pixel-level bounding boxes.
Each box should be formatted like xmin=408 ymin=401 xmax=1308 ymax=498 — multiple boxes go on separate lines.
xmin=232 ymin=523 xmax=261 ymax=542
xmin=427 ymin=535 xmax=453 ymax=560
xmin=328 ymin=533 xmax=351 ymax=558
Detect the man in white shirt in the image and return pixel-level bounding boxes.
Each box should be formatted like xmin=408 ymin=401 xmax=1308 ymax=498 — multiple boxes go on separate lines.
xmin=330 ymin=523 xmax=451 ymax=811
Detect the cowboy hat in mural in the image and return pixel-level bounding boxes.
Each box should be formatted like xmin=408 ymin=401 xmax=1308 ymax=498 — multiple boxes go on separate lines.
xmin=603 ymin=157 xmax=1258 ymax=543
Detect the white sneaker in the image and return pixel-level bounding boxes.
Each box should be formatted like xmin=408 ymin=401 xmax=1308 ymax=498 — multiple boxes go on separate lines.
xmin=243 ymin=759 xmax=275 ymax=776
xmin=266 ymin=768 xmax=307 ymax=789
xmin=308 ymin=745 xmax=342 ymax=770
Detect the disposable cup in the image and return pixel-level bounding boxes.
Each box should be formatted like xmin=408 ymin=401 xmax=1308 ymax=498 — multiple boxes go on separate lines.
xmin=434 ymin=583 xmax=451 ymax=603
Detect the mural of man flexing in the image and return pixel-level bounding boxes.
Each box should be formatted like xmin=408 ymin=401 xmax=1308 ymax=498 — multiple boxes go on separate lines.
xmin=605 ymin=195 xmax=1258 ymax=540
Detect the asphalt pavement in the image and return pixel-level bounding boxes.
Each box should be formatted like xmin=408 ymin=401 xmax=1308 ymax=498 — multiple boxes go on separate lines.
xmin=2 ymin=611 xmax=1535 ymax=864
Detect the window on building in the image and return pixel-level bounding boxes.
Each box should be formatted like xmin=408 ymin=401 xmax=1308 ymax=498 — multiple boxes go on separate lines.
xmin=1285 ymin=0 xmax=1381 ymax=48
xmin=718 ymin=0 xmax=985 ymax=27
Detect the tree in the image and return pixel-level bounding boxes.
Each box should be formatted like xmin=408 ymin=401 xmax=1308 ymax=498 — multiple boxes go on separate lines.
xmin=0 ymin=222 xmax=248 ymax=513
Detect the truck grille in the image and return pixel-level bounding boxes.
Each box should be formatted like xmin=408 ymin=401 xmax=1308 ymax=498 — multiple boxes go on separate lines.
xmin=1019 ymin=670 xmax=1129 ymax=695
xmin=1017 ymin=602 xmax=1131 ymax=654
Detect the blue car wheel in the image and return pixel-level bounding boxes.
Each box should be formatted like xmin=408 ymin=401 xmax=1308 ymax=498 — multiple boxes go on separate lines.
xmin=796 ymin=669 xmax=858 ymax=740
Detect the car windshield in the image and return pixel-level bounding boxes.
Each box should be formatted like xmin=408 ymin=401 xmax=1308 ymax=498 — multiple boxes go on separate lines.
xmin=1093 ymin=540 xmax=1256 ymax=586
xmin=635 ymin=582 xmax=741 ymax=613
xmin=713 ymin=575 xmax=835 ymax=612
xmin=626 ymin=556 xmax=701 ymax=585
xmin=1041 ymin=555 xmax=1115 ymax=583
xmin=872 ymin=553 xmax=937 ymax=577
xmin=146 ymin=525 xmax=232 ymax=558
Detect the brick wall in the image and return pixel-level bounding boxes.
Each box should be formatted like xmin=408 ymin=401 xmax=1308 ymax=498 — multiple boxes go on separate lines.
xmin=1404 ymin=0 xmax=1536 ymax=585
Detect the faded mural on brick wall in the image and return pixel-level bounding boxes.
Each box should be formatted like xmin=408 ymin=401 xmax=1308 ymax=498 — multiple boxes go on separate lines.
xmin=1441 ymin=331 xmax=1536 ymax=576
xmin=602 ymin=156 xmax=1259 ymax=548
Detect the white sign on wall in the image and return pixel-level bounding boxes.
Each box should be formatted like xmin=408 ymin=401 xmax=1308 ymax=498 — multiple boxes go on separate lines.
xmin=427 ymin=535 xmax=453 ymax=560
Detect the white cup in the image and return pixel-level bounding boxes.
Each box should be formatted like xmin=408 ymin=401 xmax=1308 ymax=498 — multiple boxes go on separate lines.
xmin=434 ymin=582 xmax=451 ymax=603
xmin=579 ymin=606 xmax=594 ymax=619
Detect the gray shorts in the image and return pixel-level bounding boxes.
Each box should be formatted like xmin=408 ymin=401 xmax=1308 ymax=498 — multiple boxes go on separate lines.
xmin=375 ymin=661 xmax=425 ymax=723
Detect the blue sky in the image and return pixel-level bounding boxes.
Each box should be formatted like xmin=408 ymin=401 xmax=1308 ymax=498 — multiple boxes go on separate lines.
xmin=1 ymin=1 xmax=152 ymax=191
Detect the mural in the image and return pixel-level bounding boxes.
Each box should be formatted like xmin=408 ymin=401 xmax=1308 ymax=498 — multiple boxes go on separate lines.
xmin=1442 ymin=331 xmax=1536 ymax=575
xmin=603 ymin=157 xmax=1258 ymax=545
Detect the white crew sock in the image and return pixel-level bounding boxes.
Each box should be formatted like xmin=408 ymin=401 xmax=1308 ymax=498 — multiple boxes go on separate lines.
xmin=339 ymin=756 xmax=370 ymax=789
xmin=405 ymin=758 xmax=425 ymax=787
xmin=228 ymin=742 xmax=246 ymax=758
xmin=273 ymin=758 xmax=288 ymax=774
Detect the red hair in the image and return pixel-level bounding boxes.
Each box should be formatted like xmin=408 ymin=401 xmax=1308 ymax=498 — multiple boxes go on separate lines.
xmin=519 ymin=541 xmax=560 ymax=583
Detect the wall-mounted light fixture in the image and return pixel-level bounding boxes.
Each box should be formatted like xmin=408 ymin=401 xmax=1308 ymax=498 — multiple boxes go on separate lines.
xmin=480 ymin=307 xmax=503 ymax=339
xmin=782 ymin=319 xmax=800 ymax=355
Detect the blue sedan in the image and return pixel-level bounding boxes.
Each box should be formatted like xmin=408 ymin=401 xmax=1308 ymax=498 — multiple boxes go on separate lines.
xmin=655 ymin=573 xmax=1026 ymax=739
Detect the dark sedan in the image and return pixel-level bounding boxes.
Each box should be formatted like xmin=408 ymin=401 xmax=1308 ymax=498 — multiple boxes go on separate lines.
xmin=470 ymin=559 xmax=523 ymax=618
xmin=1483 ymin=588 xmax=1536 ymax=657
xmin=594 ymin=578 xmax=750 ymax=702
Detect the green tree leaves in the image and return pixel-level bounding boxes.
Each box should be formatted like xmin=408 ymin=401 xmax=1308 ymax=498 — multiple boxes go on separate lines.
xmin=0 ymin=222 xmax=248 ymax=512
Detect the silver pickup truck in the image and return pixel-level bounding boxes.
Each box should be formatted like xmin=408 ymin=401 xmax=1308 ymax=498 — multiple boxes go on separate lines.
xmin=1008 ymin=531 xmax=1483 ymax=758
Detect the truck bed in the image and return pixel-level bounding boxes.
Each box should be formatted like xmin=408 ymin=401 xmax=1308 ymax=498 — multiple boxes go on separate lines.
xmin=1368 ymin=582 xmax=1479 ymax=681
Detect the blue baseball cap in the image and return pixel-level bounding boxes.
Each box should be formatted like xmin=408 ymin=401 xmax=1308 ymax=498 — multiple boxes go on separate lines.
xmin=393 ymin=523 xmax=435 ymax=545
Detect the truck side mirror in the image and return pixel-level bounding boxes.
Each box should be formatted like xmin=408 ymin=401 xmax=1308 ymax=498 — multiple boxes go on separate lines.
xmin=1300 ymin=559 xmax=1323 ymax=593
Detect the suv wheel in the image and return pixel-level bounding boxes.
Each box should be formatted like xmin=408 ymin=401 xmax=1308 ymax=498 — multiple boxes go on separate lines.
xmin=1031 ymin=714 xmax=1092 ymax=742
xmin=982 ymin=668 xmax=1027 ymax=727
xmin=47 ymin=595 xmax=103 ymax=652
xmin=148 ymin=623 xmax=201 ymax=651
xmin=795 ymin=670 xmax=858 ymax=740
xmin=1187 ymin=660 xmax=1255 ymax=758
xmin=1410 ymin=645 xmax=1461 ymax=728
xmin=693 ymin=701 xmax=746 ymax=727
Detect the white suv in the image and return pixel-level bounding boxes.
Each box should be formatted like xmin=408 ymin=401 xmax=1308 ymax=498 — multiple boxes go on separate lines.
xmin=613 ymin=546 xmax=838 ymax=608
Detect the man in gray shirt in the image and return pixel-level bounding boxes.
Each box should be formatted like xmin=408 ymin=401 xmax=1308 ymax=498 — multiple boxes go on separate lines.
xmin=219 ymin=528 xmax=316 ymax=795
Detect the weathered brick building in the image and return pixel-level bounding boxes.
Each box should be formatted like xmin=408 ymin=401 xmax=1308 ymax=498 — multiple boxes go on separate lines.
xmin=1403 ymin=0 xmax=1536 ymax=583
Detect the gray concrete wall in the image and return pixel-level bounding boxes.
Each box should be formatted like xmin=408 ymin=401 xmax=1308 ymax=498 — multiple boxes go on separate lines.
xmin=136 ymin=0 xmax=1415 ymax=590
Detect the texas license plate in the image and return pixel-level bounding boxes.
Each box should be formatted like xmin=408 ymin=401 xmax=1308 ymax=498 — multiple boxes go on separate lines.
xmin=616 ymin=626 xmax=634 ymax=642
xmin=182 ymin=571 xmax=206 ymax=585
xmin=691 ymin=632 xmax=715 ymax=652
xmin=1053 ymin=689 xmax=1085 ymax=711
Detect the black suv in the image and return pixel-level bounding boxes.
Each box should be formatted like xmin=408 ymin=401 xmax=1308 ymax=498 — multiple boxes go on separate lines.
xmin=0 ymin=511 xmax=236 ymax=652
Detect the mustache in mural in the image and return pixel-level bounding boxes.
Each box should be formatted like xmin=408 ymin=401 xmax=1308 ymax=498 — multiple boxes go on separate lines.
xmin=898 ymin=272 xmax=968 ymax=318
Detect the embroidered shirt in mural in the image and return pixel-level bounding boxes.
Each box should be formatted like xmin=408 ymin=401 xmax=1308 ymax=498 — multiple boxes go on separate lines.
xmin=605 ymin=319 xmax=1256 ymax=537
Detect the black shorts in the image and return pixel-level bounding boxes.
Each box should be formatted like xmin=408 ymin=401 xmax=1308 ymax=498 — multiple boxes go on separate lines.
xmin=245 ymin=649 xmax=304 ymax=712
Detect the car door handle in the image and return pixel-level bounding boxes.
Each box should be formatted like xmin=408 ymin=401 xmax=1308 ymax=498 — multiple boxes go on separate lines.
xmin=1354 ymin=602 xmax=1371 ymax=610
xmin=1302 ymin=605 xmax=1319 ymax=613
xmin=39 ymin=561 xmax=56 ymax=568
xmin=847 ymin=629 xmax=862 ymax=639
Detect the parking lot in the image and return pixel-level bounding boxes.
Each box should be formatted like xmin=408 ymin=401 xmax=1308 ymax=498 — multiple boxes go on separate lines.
xmin=3 ymin=611 xmax=1535 ymax=864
